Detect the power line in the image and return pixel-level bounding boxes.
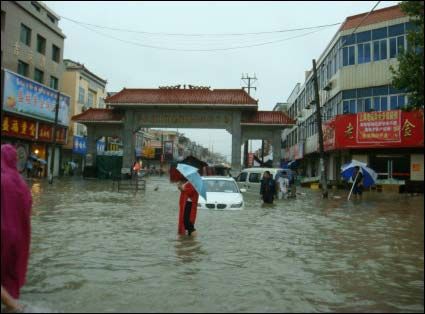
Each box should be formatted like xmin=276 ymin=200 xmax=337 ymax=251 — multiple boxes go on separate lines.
xmin=350 ymin=1 xmax=381 ymax=35
xmin=60 ymin=15 xmax=342 ymax=37
xmin=68 ymin=22 xmax=330 ymax=52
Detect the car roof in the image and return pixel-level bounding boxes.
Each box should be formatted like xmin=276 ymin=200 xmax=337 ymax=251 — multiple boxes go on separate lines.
xmin=202 ymin=176 xmax=236 ymax=181
xmin=241 ymin=168 xmax=283 ymax=172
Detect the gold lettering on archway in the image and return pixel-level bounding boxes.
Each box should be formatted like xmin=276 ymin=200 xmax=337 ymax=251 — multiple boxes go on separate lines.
xmin=139 ymin=113 xmax=229 ymax=125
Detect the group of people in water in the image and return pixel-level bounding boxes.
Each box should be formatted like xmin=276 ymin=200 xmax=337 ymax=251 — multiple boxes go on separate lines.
xmin=260 ymin=170 xmax=297 ymax=204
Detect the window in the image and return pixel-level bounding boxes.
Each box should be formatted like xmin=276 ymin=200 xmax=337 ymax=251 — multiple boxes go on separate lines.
xmin=31 ymin=2 xmax=41 ymax=12
xmin=373 ymin=39 xmax=387 ymax=61
xmin=78 ymin=87 xmax=86 ymax=104
xmin=34 ymin=68 xmax=44 ymax=83
xmin=50 ymin=76 xmax=58 ymax=90
xmin=20 ymin=24 xmax=31 ymax=46
xmin=390 ymin=95 xmax=406 ymax=110
xmin=47 ymin=14 xmax=56 ymax=24
xmin=87 ymin=91 xmax=95 ymax=107
xmin=363 ymin=98 xmax=372 ymax=112
xmin=52 ymin=44 xmax=60 ymax=62
xmin=248 ymin=173 xmax=261 ymax=183
xmin=237 ymin=172 xmax=248 ymax=182
xmin=389 ymin=36 xmax=405 ymax=58
xmin=343 ymin=99 xmax=356 ymax=114
xmin=36 ymin=34 xmax=46 ymax=54
xmin=17 ymin=60 xmax=29 ymax=77
xmin=358 ymin=43 xmax=371 ymax=64
xmin=343 ymin=46 xmax=355 ymax=66
xmin=373 ymin=96 xmax=388 ymax=111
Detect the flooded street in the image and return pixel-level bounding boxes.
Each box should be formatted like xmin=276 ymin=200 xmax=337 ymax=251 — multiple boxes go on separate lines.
xmin=21 ymin=177 xmax=423 ymax=313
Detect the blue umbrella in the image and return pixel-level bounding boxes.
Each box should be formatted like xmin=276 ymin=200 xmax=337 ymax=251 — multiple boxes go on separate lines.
xmin=176 ymin=163 xmax=207 ymax=200
xmin=287 ymin=160 xmax=299 ymax=169
xmin=341 ymin=160 xmax=378 ymax=200
xmin=37 ymin=158 xmax=47 ymax=165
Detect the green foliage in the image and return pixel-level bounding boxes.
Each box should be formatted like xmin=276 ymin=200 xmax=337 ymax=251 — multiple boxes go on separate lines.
xmin=390 ymin=1 xmax=424 ymax=108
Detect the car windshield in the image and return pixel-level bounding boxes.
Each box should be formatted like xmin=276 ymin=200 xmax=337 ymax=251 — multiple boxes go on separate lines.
xmin=204 ymin=180 xmax=239 ymax=193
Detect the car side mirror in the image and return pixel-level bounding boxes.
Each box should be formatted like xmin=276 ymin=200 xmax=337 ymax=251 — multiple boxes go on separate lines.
xmin=240 ymin=188 xmax=247 ymax=193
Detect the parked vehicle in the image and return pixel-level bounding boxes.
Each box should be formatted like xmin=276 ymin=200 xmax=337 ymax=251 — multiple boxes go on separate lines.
xmin=235 ymin=167 xmax=283 ymax=195
xmin=198 ymin=176 xmax=245 ymax=210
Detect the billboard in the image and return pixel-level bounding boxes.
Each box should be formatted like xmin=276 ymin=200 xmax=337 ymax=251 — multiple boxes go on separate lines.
xmin=2 ymin=69 xmax=70 ymax=126
xmin=322 ymin=110 xmax=423 ymax=150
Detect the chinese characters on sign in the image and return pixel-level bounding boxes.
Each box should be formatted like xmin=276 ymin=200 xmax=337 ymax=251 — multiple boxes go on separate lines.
xmin=2 ymin=69 xmax=70 ymax=126
xmin=139 ymin=113 xmax=231 ymax=125
xmin=357 ymin=110 xmax=401 ymax=143
xmin=73 ymin=136 xmax=87 ymax=155
xmin=401 ymin=119 xmax=415 ymax=137
xmin=2 ymin=115 xmax=37 ymax=140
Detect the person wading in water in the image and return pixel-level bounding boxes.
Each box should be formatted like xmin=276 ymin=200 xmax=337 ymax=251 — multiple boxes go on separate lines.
xmin=260 ymin=171 xmax=276 ymax=204
xmin=177 ymin=178 xmax=199 ymax=236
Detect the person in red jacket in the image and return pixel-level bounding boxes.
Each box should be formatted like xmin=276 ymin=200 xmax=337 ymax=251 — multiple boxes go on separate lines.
xmin=177 ymin=178 xmax=199 ymax=236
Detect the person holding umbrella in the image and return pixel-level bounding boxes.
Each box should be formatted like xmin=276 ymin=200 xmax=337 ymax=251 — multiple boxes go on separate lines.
xmin=341 ymin=160 xmax=377 ymax=200
xmin=176 ymin=164 xmax=207 ymax=237
xmin=351 ymin=166 xmax=364 ymax=199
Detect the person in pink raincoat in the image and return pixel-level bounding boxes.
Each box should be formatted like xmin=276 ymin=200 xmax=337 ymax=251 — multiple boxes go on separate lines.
xmin=1 ymin=144 xmax=32 ymax=312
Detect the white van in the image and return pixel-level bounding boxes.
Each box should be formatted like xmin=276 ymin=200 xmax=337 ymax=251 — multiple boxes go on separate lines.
xmin=235 ymin=167 xmax=283 ymax=195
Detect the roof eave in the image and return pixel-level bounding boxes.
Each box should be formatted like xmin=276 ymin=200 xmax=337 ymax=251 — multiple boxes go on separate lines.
xmin=106 ymin=103 xmax=258 ymax=109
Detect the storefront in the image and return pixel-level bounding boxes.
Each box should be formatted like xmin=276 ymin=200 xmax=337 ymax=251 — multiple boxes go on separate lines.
xmin=321 ymin=109 xmax=424 ymax=184
xmin=1 ymin=69 xmax=70 ymax=177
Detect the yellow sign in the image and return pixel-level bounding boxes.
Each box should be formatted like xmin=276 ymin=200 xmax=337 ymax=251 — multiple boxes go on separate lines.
xmin=412 ymin=163 xmax=421 ymax=172
xmin=142 ymin=147 xmax=155 ymax=158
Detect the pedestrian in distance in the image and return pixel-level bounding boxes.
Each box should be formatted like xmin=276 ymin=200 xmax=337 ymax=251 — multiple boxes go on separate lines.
xmin=1 ymin=145 xmax=32 ymax=313
xmin=260 ymin=171 xmax=276 ymax=204
xmin=25 ymin=157 xmax=33 ymax=178
xmin=351 ymin=166 xmax=364 ymax=199
xmin=132 ymin=161 xmax=141 ymax=177
xmin=177 ymin=178 xmax=199 ymax=236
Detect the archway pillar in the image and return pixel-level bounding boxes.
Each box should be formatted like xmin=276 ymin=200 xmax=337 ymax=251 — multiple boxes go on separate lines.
xmin=122 ymin=110 xmax=136 ymax=170
xmin=231 ymin=112 xmax=242 ymax=174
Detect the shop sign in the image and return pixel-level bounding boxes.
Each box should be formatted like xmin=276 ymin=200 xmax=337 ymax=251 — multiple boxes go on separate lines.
xmin=142 ymin=146 xmax=155 ymax=159
xmin=2 ymin=115 xmax=37 ymax=140
xmin=357 ymin=110 xmax=401 ymax=143
xmin=37 ymin=123 xmax=53 ymax=142
xmin=2 ymin=69 xmax=70 ymax=126
xmin=321 ymin=110 xmax=424 ymax=150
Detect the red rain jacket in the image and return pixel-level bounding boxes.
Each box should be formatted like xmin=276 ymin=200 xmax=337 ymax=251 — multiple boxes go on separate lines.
xmin=178 ymin=182 xmax=199 ymax=235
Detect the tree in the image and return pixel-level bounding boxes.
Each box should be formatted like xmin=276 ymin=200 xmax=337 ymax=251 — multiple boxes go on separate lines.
xmin=390 ymin=1 xmax=424 ymax=109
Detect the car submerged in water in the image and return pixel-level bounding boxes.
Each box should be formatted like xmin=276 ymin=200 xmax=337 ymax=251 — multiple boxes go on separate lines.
xmin=198 ymin=176 xmax=245 ymax=210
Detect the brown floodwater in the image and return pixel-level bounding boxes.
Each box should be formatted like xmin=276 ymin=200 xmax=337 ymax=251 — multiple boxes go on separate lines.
xmin=18 ymin=177 xmax=424 ymax=313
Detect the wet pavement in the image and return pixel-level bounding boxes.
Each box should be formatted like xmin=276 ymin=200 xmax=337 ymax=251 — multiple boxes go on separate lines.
xmin=19 ymin=177 xmax=424 ymax=313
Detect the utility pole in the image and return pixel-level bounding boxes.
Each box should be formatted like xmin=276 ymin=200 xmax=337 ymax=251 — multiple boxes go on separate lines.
xmin=312 ymin=59 xmax=328 ymax=198
xmin=241 ymin=73 xmax=257 ymax=168
xmin=48 ymin=90 xmax=61 ymax=184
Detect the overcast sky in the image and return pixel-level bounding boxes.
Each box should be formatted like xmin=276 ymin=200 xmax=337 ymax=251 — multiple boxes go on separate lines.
xmin=45 ymin=1 xmax=399 ymax=161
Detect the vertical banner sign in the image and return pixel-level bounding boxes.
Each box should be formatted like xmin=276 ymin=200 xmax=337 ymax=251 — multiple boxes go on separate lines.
xmin=73 ymin=135 xmax=87 ymax=155
xmin=164 ymin=141 xmax=173 ymax=160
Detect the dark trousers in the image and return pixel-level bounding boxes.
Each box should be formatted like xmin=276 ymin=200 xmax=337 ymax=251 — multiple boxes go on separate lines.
xmin=183 ymin=201 xmax=196 ymax=235
xmin=262 ymin=194 xmax=274 ymax=204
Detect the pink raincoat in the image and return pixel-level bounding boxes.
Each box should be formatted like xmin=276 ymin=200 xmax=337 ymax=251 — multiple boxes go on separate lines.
xmin=1 ymin=144 xmax=32 ymax=299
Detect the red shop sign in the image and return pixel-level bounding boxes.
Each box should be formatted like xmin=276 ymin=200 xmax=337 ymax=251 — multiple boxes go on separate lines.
xmin=1 ymin=114 xmax=37 ymax=140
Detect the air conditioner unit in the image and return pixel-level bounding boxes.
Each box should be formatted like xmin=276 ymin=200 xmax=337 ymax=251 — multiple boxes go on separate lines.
xmin=323 ymin=80 xmax=333 ymax=91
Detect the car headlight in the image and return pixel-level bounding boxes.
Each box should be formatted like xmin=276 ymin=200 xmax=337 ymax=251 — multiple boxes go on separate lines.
xmin=230 ymin=202 xmax=243 ymax=208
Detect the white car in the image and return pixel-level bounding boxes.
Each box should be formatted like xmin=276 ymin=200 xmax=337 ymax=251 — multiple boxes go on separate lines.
xmin=198 ymin=176 xmax=245 ymax=210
